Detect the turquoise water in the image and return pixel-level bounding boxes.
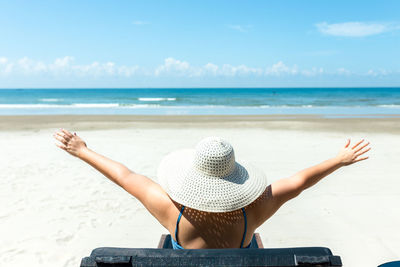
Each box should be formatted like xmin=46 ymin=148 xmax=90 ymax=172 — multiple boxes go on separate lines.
xmin=0 ymin=88 xmax=399 ymax=117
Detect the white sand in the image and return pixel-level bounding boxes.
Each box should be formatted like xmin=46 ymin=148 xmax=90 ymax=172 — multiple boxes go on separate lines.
xmin=0 ymin=119 xmax=399 ymax=267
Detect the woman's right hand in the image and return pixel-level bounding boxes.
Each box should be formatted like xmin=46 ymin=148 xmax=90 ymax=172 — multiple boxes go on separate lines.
xmin=54 ymin=129 xmax=87 ymax=157
xmin=336 ymin=139 xmax=371 ymax=166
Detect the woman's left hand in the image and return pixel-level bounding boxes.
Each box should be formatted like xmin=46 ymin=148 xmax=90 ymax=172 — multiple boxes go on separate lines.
xmin=54 ymin=129 xmax=87 ymax=157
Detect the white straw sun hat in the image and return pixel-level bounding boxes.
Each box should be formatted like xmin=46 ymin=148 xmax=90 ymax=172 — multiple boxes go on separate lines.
xmin=157 ymin=137 xmax=268 ymax=212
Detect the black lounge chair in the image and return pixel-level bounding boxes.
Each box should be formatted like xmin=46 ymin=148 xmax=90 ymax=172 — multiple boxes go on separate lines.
xmin=80 ymin=233 xmax=342 ymax=266
xmin=378 ymin=261 xmax=400 ymax=267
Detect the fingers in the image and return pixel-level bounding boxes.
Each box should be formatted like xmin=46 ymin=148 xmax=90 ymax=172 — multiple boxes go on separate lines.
xmin=55 ymin=130 xmax=71 ymax=140
xmin=356 ymin=147 xmax=371 ymax=157
xmin=355 ymin=141 xmax=370 ymax=153
xmin=61 ymin=128 xmax=73 ymax=138
xmin=54 ymin=133 xmax=68 ymax=145
xmin=354 ymin=156 xmax=369 ymax=163
xmin=53 ymin=129 xmax=81 ymax=154
xmin=345 ymin=139 xmax=351 ymax=148
xmin=54 ymin=128 xmax=76 ymax=141
xmin=352 ymin=139 xmax=365 ymax=149
xmin=55 ymin=142 xmax=67 ymax=151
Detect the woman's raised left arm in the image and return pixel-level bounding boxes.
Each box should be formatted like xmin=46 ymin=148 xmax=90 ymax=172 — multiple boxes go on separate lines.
xmin=54 ymin=128 xmax=132 ymax=187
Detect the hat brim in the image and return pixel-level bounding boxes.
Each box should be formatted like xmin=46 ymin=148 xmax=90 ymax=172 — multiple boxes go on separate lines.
xmin=157 ymin=149 xmax=268 ymax=212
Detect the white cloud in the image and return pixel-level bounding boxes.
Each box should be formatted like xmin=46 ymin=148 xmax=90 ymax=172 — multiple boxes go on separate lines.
xmin=0 ymin=56 xmax=141 ymax=77
xmin=336 ymin=68 xmax=351 ymax=75
xmin=53 ymin=56 xmax=74 ymax=68
xmin=203 ymin=63 xmax=219 ymax=76
xmin=17 ymin=57 xmax=48 ymax=73
xmin=316 ymin=22 xmax=399 ymax=37
xmin=17 ymin=57 xmax=33 ymax=71
xmin=2 ymin=56 xmax=396 ymax=80
xmin=221 ymin=64 xmax=263 ymax=76
xmin=367 ymin=70 xmax=377 ymax=76
xmin=118 ymin=65 xmax=140 ymax=77
xmin=102 ymin=62 xmax=115 ymax=75
xmin=301 ymin=67 xmax=324 ymax=77
xmin=73 ymin=62 xmax=118 ymax=77
xmin=155 ymin=57 xmax=191 ymax=76
xmin=366 ymin=69 xmax=391 ymax=77
xmin=4 ymin=64 xmax=13 ymax=74
xmin=155 ymin=58 xmax=265 ymax=77
xmin=264 ymin=62 xmax=325 ymax=77
xmin=0 ymin=57 xmax=8 ymax=64
xmin=227 ymin=25 xmax=252 ymax=33
xmin=0 ymin=57 xmax=13 ymax=75
xmin=265 ymin=61 xmax=298 ymax=76
xmin=44 ymin=56 xmax=75 ymax=76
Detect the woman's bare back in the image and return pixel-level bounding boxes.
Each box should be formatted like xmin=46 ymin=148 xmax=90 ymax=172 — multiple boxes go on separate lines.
xmin=167 ymin=203 xmax=253 ymax=248
xmin=165 ymin=186 xmax=275 ymax=249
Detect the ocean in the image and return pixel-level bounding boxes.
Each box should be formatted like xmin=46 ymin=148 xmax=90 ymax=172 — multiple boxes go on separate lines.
xmin=0 ymin=88 xmax=400 ymax=117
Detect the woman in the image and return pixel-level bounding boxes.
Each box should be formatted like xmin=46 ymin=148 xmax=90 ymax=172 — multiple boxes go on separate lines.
xmin=54 ymin=129 xmax=370 ymax=249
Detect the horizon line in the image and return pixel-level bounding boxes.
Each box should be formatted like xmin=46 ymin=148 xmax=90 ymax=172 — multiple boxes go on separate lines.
xmin=1 ymin=86 xmax=400 ymax=90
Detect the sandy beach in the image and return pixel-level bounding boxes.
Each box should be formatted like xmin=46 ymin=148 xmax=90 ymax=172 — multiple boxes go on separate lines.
xmin=0 ymin=115 xmax=399 ymax=267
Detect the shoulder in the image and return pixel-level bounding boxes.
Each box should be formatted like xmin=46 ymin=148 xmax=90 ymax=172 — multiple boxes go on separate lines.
xmin=121 ymin=173 xmax=176 ymax=229
xmin=246 ymin=184 xmax=284 ymax=228
xmin=244 ymin=185 xmax=270 ymax=227
xmin=247 ymin=177 xmax=304 ymax=228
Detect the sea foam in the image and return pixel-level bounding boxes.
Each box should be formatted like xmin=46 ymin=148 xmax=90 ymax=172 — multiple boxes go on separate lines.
xmin=138 ymin=97 xmax=176 ymax=101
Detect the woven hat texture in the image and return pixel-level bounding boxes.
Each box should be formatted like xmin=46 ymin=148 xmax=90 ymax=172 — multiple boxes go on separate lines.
xmin=157 ymin=137 xmax=268 ymax=212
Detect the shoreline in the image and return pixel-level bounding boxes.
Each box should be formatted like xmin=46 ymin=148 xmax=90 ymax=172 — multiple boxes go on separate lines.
xmin=1 ymin=114 xmax=400 ymax=133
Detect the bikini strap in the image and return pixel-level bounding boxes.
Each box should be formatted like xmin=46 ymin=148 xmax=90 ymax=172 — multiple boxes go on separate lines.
xmin=175 ymin=205 xmax=185 ymax=243
xmin=240 ymin=208 xmax=247 ymax=248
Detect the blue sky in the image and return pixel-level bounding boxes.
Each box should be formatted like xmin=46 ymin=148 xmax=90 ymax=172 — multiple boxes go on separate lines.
xmin=0 ymin=0 xmax=399 ymax=88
